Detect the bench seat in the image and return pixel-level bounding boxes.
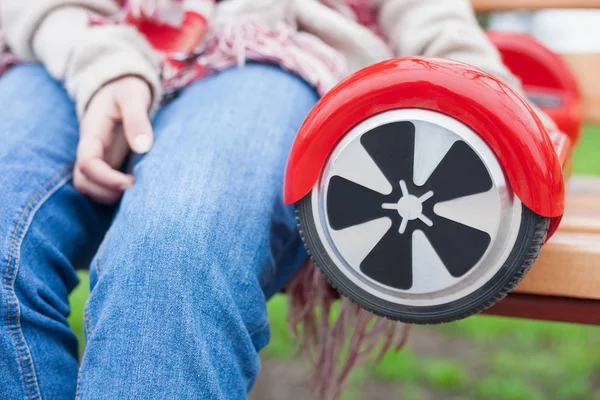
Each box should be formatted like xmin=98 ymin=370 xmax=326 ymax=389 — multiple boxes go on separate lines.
xmin=486 ymin=177 xmax=600 ymax=324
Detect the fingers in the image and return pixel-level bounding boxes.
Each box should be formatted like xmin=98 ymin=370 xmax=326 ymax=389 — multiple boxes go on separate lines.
xmin=80 ymin=94 xmax=118 ymax=151
xmin=77 ymin=110 xmax=134 ymax=204
xmin=74 ymin=77 xmax=153 ymax=204
xmin=105 ymin=125 xmax=131 ymax=168
xmin=79 ymin=158 xmax=134 ymax=190
xmin=77 ymin=132 xmax=135 ymax=190
xmin=119 ymin=82 xmax=154 ymax=154
xmin=73 ymin=167 xmax=123 ymax=205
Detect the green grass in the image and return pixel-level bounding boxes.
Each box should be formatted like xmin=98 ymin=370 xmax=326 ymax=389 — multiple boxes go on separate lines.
xmin=67 ymin=271 xmax=89 ymax=349
xmin=475 ymin=376 xmax=544 ymax=400
xmin=264 ymin=294 xmax=297 ymax=359
xmin=362 ymin=315 xmax=600 ymax=398
xmin=400 ymin=385 xmax=428 ymax=400
xmin=375 ymin=349 xmax=422 ymax=382
xmin=422 ymin=360 xmax=469 ymax=390
xmin=261 ymin=297 xmax=600 ymax=399
xmin=68 ymin=126 xmax=600 ymax=397
xmin=573 ymin=125 xmax=600 ymax=175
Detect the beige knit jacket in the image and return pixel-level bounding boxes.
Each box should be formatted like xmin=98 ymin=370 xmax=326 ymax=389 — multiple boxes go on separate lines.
xmin=1 ymin=0 xmax=528 ymax=118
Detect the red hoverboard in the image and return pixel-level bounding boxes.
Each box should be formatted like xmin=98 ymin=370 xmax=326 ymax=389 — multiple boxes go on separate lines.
xmin=284 ymin=33 xmax=581 ymax=324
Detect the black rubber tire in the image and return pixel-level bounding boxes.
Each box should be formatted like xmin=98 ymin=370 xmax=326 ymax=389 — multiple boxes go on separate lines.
xmin=296 ymin=195 xmax=550 ymax=324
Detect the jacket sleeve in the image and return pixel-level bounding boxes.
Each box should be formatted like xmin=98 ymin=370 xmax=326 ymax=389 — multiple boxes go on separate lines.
xmin=377 ymin=0 xmax=521 ymax=88
xmin=376 ymin=0 xmax=557 ymax=130
xmin=1 ymin=0 xmax=162 ymax=117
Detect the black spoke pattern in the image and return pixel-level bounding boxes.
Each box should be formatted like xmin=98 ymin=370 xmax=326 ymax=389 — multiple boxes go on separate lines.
xmin=360 ymin=228 xmax=413 ymax=290
xmin=326 ymin=120 xmax=495 ymax=290
xmin=327 ymin=176 xmax=388 ymax=230
xmin=426 ymin=141 xmax=493 ymax=203
xmin=360 ymin=121 xmax=415 ymax=185
xmin=423 ymin=216 xmax=491 ymax=277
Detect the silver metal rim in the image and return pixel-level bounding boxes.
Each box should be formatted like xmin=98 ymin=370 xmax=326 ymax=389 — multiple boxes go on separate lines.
xmin=311 ymin=108 xmax=522 ymax=307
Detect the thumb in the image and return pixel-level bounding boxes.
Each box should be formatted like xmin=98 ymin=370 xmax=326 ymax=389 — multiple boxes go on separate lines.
xmin=118 ymin=85 xmax=154 ymax=154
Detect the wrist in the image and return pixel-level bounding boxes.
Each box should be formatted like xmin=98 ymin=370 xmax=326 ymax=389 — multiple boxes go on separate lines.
xmin=65 ymin=24 xmax=163 ymax=118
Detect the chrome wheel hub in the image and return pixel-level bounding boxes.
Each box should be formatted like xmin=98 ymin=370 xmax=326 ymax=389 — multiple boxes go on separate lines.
xmin=382 ymin=180 xmax=434 ymax=234
xmin=311 ymin=109 xmax=522 ymax=306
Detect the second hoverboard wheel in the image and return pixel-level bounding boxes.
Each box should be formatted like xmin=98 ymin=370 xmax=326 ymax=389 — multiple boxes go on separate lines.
xmin=295 ymin=109 xmax=550 ymax=324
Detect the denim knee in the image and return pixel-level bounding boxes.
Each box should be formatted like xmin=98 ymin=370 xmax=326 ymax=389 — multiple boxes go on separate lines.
xmin=89 ymin=182 xmax=273 ymax=340
xmin=81 ymin=194 xmax=268 ymax=398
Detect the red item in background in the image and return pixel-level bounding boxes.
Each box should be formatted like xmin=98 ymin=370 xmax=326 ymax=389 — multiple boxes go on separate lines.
xmin=488 ymin=31 xmax=582 ymax=145
xmin=126 ymin=11 xmax=208 ymax=56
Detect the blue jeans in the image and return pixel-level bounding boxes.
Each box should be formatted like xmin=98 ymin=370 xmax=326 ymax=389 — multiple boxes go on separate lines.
xmin=0 ymin=64 xmax=317 ymax=399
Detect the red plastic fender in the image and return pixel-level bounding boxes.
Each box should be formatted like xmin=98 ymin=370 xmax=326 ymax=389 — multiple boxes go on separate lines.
xmin=487 ymin=31 xmax=582 ymax=144
xmin=283 ymin=58 xmax=565 ymax=223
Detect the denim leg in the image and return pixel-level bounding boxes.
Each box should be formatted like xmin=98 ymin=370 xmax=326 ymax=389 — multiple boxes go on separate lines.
xmin=77 ymin=64 xmax=317 ymax=399
xmin=0 ymin=66 xmax=113 ymax=399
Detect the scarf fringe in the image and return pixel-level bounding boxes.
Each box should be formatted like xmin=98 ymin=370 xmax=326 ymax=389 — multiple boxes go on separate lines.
xmin=286 ymin=261 xmax=410 ymax=400
xmin=171 ymin=20 xmax=347 ymax=96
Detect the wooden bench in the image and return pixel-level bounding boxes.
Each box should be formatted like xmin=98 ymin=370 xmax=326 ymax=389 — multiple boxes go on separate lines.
xmin=486 ymin=178 xmax=600 ymax=324
xmin=470 ymin=0 xmax=600 ymax=324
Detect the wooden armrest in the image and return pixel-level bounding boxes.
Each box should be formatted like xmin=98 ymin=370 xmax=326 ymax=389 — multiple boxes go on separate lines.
xmin=562 ymin=54 xmax=600 ymax=125
xmin=471 ymin=0 xmax=600 ymax=11
xmin=486 ymin=177 xmax=600 ymax=324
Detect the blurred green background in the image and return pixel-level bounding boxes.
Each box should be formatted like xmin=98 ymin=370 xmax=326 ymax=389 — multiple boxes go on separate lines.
xmin=68 ymin=125 xmax=600 ymax=399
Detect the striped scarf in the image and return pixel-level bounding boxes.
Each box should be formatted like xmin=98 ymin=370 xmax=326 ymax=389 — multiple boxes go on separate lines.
xmin=99 ymin=0 xmax=384 ymax=96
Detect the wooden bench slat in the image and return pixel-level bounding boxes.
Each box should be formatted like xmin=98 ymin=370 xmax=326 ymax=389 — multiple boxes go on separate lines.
xmin=514 ymin=231 xmax=600 ymax=299
xmin=485 ymin=177 xmax=600 ymax=323
xmin=553 ymin=176 xmax=600 ymax=234
xmin=512 ymin=177 xmax=600 ymax=299
xmin=562 ymin=54 xmax=600 ymax=124
xmin=471 ymin=0 xmax=600 ymax=11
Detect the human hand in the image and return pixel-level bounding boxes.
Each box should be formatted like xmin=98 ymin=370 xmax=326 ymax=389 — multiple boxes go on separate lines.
xmin=74 ymin=76 xmax=154 ymax=204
